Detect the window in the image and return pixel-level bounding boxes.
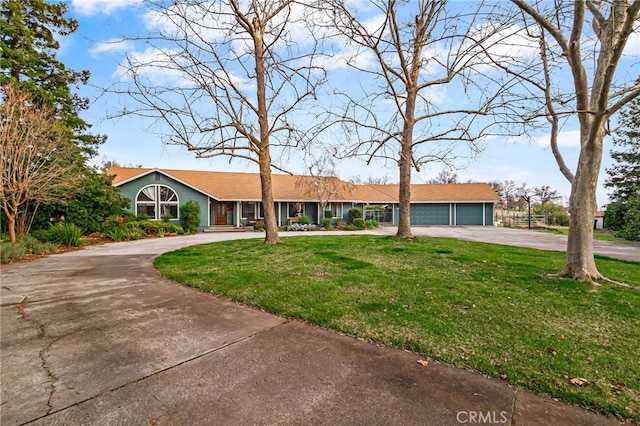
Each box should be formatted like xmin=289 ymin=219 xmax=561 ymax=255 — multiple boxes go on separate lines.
xmin=328 ymin=202 xmax=343 ymax=219
xmin=242 ymin=202 xmax=256 ymax=221
xmin=136 ymin=185 xmax=179 ymax=219
xmin=241 ymin=202 xmax=263 ymax=220
xmin=289 ymin=202 xmax=304 ymax=217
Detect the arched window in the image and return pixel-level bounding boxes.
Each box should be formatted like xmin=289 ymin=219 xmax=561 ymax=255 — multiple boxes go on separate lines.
xmin=136 ymin=185 xmax=179 ymax=219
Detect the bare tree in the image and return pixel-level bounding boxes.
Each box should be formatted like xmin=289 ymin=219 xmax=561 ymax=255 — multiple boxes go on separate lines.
xmin=426 ymin=169 xmax=459 ymax=184
xmin=349 ymin=175 xmax=394 ymax=185
xmin=533 ymin=185 xmax=562 ymax=205
xmin=1 ymin=84 xmax=79 ymax=242
xmin=326 ymin=0 xmax=511 ymax=238
xmin=296 ymin=153 xmax=353 ymax=222
xmin=111 ymin=0 xmax=326 ymax=244
xmin=488 ymin=0 xmax=640 ymax=279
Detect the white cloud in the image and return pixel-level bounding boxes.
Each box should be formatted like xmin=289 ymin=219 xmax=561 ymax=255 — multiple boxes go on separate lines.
xmin=71 ymin=0 xmax=142 ymax=16
xmin=90 ymin=39 xmax=134 ymax=58
xmin=115 ymin=46 xmax=186 ymax=85
xmin=623 ymin=29 xmax=640 ymax=58
xmin=533 ymin=130 xmax=581 ymax=148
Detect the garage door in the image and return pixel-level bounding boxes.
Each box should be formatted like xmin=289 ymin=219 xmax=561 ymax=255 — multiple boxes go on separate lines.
xmin=456 ymin=204 xmax=484 ymax=225
xmin=410 ymin=204 xmax=450 ymax=225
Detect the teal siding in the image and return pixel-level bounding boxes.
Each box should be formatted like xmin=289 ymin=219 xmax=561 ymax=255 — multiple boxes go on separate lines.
xmin=410 ymin=204 xmax=450 ymax=225
xmin=117 ymin=172 xmax=210 ymax=230
xmin=455 ymin=203 xmax=484 ymax=225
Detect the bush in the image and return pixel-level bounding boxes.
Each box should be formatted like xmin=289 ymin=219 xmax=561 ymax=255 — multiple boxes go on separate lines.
xmin=532 ymin=203 xmax=569 ymax=227
xmin=364 ymin=219 xmax=379 ymax=229
xmin=46 ymin=223 xmax=83 ymax=247
xmin=253 ymin=220 xmax=265 ymax=231
xmin=180 ymin=200 xmax=200 ymax=234
xmin=287 ymin=223 xmax=317 ymax=231
xmin=352 ymin=217 xmax=365 ymax=230
xmin=0 ymin=236 xmax=57 ymax=263
xmin=342 ymin=224 xmax=358 ymax=231
xmin=324 ymin=210 xmax=333 ymax=219
xmin=105 ymin=224 xmax=143 ymax=242
xmin=1 ymin=241 xmax=28 ymax=263
xmin=617 ymin=194 xmax=640 ymax=241
xmin=320 ymin=218 xmax=332 ymax=229
xmin=30 ymin=169 xmax=131 ymax=235
xmin=162 ymin=212 xmax=174 ymax=222
xmin=296 ymin=215 xmax=312 ymax=225
xmin=138 ymin=220 xmax=168 ymax=235
xmin=348 ymin=208 xmax=362 ymax=224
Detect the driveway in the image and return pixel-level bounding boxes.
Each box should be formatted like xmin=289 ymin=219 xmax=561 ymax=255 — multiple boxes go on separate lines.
xmin=402 ymin=226 xmax=640 ymax=262
xmin=1 ymin=228 xmax=632 ymax=425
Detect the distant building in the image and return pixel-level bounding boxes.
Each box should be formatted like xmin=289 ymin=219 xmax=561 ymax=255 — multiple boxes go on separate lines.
xmin=594 ymin=211 xmax=605 ymax=230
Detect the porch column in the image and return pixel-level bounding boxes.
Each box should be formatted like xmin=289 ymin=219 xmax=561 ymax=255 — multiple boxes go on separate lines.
xmin=482 ymin=203 xmax=486 ymax=226
xmin=236 ymin=201 xmax=241 ymax=228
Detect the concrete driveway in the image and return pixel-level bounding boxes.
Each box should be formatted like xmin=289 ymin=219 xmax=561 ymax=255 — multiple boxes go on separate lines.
xmin=1 ymin=228 xmax=633 ymax=425
xmin=403 ymin=226 xmax=640 ymax=262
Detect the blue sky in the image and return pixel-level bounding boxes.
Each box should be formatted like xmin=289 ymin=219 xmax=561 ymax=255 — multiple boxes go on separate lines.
xmin=56 ymin=0 xmax=640 ymax=208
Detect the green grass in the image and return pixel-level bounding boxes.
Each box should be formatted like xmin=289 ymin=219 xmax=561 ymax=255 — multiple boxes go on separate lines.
xmin=154 ymin=235 xmax=640 ymax=421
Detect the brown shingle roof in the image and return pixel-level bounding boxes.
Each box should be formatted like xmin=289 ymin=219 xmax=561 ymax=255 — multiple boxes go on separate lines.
xmin=109 ymin=166 xmax=499 ymax=203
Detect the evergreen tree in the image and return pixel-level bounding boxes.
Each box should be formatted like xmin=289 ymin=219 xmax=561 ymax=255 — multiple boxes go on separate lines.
xmin=605 ymin=89 xmax=640 ymax=240
xmin=1 ymin=0 xmax=119 ymax=237
xmin=0 ymin=0 xmax=103 ymax=157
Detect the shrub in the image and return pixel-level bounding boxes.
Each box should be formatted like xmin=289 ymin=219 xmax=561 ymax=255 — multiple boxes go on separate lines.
xmin=253 ymin=220 xmax=265 ymax=231
xmin=342 ymin=224 xmax=358 ymax=231
xmin=352 ymin=217 xmax=365 ymax=230
xmin=533 ymin=203 xmax=569 ymax=227
xmin=1 ymin=241 xmax=28 ymax=263
xmin=364 ymin=219 xmax=379 ymax=229
xmin=137 ymin=220 xmax=167 ymax=235
xmin=320 ymin=218 xmax=332 ymax=229
xmin=180 ymin=200 xmax=200 ymax=234
xmin=0 ymin=236 xmax=57 ymax=263
xmin=29 ymin=169 xmax=130 ymax=235
xmin=31 ymin=241 xmax=57 ymax=255
xmin=287 ymin=223 xmax=317 ymax=231
xmin=348 ymin=208 xmax=362 ymax=224
xmin=46 ymin=223 xmax=83 ymax=247
xmin=296 ymin=215 xmax=312 ymax=225
xmin=105 ymin=223 xmax=143 ymax=241
xmin=162 ymin=212 xmax=174 ymax=222
xmin=324 ymin=210 xmax=333 ymax=219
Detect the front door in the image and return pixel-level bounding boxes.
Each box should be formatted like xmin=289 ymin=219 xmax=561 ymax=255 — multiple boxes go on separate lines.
xmin=215 ymin=202 xmax=227 ymax=225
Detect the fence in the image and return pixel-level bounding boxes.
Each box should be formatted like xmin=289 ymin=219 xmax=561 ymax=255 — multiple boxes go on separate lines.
xmin=501 ymin=214 xmax=547 ymax=228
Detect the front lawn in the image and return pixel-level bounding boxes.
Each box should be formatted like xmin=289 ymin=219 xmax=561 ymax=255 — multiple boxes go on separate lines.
xmin=154 ymin=235 xmax=640 ymax=421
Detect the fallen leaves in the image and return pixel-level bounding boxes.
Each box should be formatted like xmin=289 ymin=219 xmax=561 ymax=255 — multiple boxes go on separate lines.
xmin=565 ymin=376 xmax=588 ymax=386
xmin=416 ymin=359 xmax=429 ymax=367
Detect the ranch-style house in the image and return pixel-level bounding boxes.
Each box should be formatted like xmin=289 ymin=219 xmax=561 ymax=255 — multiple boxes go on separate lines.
xmin=110 ymin=166 xmax=500 ymax=231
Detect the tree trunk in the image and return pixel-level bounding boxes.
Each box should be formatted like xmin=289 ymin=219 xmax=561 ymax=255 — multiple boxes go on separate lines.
xmin=563 ymin=127 xmax=604 ymax=280
xmin=254 ymin=21 xmax=280 ymax=244
xmin=7 ymin=215 xmax=17 ymax=243
xmin=260 ymin=151 xmax=280 ymax=244
xmin=396 ymin=86 xmax=417 ymax=239
xmin=396 ymin=144 xmax=413 ymax=238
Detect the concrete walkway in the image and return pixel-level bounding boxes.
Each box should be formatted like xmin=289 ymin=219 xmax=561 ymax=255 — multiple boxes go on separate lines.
xmin=1 ymin=228 xmax=635 ymax=425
